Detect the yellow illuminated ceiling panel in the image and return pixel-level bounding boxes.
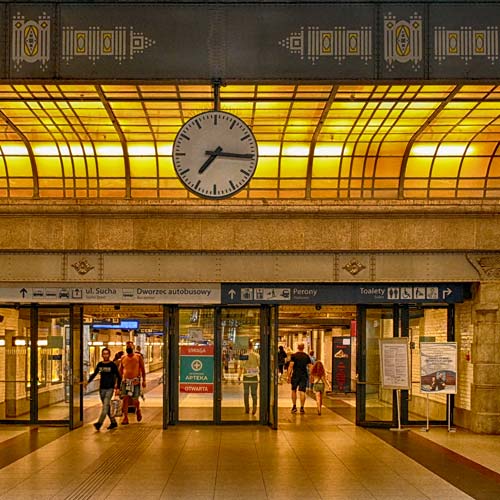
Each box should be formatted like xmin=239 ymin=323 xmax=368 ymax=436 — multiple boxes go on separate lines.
xmin=0 ymin=83 xmax=499 ymax=199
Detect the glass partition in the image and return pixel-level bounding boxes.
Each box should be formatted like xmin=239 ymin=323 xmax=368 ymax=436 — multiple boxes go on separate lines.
xmin=357 ymin=307 xmax=396 ymax=425
xmin=408 ymin=307 xmax=449 ymax=423
xmin=37 ymin=308 xmax=71 ymax=422
xmin=178 ymin=308 xmax=215 ymax=421
xmin=0 ymin=307 xmax=32 ymax=421
xmin=220 ymin=308 xmax=261 ymax=422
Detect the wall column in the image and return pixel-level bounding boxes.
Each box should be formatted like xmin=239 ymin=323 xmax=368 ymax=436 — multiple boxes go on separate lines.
xmin=470 ymin=285 xmax=500 ymax=433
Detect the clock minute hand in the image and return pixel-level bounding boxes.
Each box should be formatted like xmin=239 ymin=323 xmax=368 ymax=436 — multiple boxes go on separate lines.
xmin=198 ymin=146 xmax=223 ymax=174
xmin=205 ymin=150 xmax=254 ymax=159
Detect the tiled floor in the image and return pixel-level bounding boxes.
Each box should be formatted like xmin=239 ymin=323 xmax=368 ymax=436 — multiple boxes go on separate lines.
xmin=1 ymin=388 xmax=500 ymax=499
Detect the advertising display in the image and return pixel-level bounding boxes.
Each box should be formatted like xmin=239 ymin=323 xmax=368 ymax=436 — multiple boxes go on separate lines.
xmin=180 ymin=345 xmax=214 ymax=394
xmin=380 ymin=338 xmax=410 ymax=390
xmin=332 ymin=337 xmax=351 ymax=393
xmin=420 ymin=342 xmax=457 ymax=394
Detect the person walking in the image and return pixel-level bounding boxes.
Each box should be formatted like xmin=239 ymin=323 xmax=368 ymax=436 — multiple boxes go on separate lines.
xmin=119 ymin=342 xmax=146 ymax=424
xmin=238 ymin=341 xmax=260 ymax=415
xmin=310 ymin=360 xmax=330 ymax=415
xmin=287 ymin=343 xmax=312 ymax=414
xmin=86 ymin=347 xmax=121 ymax=431
xmin=277 ymin=345 xmax=287 ymax=383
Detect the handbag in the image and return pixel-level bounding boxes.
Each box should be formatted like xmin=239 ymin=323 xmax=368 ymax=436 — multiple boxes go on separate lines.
xmin=111 ymin=396 xmax=123 ymax=417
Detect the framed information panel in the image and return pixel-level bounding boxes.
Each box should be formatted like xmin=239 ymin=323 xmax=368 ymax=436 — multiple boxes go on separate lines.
xmin=380 ymin=338 xmax=410 ymax=390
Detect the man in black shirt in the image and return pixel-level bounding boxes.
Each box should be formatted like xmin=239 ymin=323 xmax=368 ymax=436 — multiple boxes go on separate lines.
xmin=287 ymin=343 xmax=312 ymax=414
xmin=86 ymin=348 xmax=121 ymax=430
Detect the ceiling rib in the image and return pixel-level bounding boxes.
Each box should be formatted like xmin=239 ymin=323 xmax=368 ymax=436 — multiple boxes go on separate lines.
xmin=96 ymin=84 xmax=131 ymax=199
xmin=305 ymin=85 xmax=339 ymax=199
xmin=398 ymin=84 xmax=462 ymax=199
xmin=0 ymin=108 xmax=39 ymax=198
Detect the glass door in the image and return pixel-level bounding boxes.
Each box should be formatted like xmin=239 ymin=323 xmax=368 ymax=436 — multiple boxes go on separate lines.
xmin=0 ymin=306 xmax=32 ymax=422
xmin=356 ymin=306 xmax=398 ymax=427
xmin=268 ymin=305 xmax=279 ymax=429
xmin=174 ymin=306 xmax=264 ymax=424
xmin=176 ymin=307 xmax=215 ymax=422
xmin=0 ymin=305 xmax=82 ymax=426
xmin=69 ymin=306 xmax=83 ymax=429
xmin=405 ymin=305 xmax=451 ymax=425
xmin=162 ymin=305 xmax=173 ymax=429
xmin=219 ymin=307 xmax=261 ymax=422
xmin=36 ymin=307 xmax=72 ymax=423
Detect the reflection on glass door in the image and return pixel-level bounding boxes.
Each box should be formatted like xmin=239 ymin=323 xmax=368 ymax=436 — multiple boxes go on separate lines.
xmin=37 ymin=308 xmax=71 ymax=422
xmin=178 ymin=308 xmax=215 ymax=421
xmin=220 ymin=308 xmax=261 ymax=422
xmin=0 ymin=307 xmax=32 ymax=421
xmin=357 ymin=307 xmax=396 ymax=426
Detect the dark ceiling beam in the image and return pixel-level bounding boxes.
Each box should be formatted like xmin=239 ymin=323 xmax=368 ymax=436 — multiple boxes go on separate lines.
xmin=96 ymin=84 xmax=131 ymax=199
xmin=398 ymin=84 xmax=463 ymax=199
xmin=0 ymin=110 xmax=39 ymax=198
xmin=305 ymin=85 xmax=339 ymax=199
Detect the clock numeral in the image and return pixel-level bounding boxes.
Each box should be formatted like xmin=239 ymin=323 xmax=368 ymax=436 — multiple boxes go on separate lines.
xmin=240 ymin=134 xmax=250 ymax=141
xmin=240 ymin=169 xmax=251 ymax=177
xmin=175 ymin=152 xmax=186 ymax=156
xmin=229 ymin=180 xmax=236 ymax=190
xmin=213 ymin=184 xmax=217 ymax=195
xmin=195 ymin=180 xmax=201 ymax=190
xmin=180 ymin=133 xmax=190 ymax=141
xmin=214 ymin=115 xmax=218 ymax=125
xmin=180 ymin=168 xmax=190 ymax=176
xmin=195 ymin=119 xmax=201 ymax=129
xmin=230 ymin=120 xmax=236 ymax=130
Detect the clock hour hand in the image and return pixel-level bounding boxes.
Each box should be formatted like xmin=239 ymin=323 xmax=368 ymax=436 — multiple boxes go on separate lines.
xmin=205 ymin=150 xmax=254 ymax=159
xmin=198 ymin=146 xmax=223 ymax=174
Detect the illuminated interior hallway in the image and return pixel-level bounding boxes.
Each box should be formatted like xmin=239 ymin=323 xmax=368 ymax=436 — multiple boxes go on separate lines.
xmin=1 ymin=0 xmax=500 ymax=441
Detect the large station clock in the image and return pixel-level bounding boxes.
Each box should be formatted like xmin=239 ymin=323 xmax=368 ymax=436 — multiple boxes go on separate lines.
xmin=172 ymin=110 xmax=258 ymax=199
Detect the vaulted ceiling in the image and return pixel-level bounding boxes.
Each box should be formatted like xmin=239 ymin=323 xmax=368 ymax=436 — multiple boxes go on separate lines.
xmin=1 ymin=83 xmax=499 ymax=200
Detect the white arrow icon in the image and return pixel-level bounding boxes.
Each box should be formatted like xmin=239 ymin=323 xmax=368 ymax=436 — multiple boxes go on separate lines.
xmin=228 ymin=289 xmax=236 ymax=299
xmin=442 ymin=288 xmax=452 ymax=299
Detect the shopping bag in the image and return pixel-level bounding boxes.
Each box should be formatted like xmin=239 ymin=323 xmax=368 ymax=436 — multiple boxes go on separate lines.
xmin=111 ymin=397 xmax=123 ymax=417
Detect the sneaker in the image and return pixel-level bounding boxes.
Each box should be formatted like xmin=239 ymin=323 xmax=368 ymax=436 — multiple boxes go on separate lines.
xmin=93 ymin=422 xmax=102 ymax=431
xmin=300 ymin=407 xmax=305 ymax=414
xmin=136 ymin=410 xmax=142 ymax=422
xmin=291 ymin=406 xmax=297 ymax=413
xmin=107 ymin=422 xmax=118 ymax=430
xmin=121 ymin=419 xmax=129 ymax=425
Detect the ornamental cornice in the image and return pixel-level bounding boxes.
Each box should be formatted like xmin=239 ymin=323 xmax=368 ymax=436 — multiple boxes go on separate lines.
xmin=0 ymin=199 xmax=500 ymax=218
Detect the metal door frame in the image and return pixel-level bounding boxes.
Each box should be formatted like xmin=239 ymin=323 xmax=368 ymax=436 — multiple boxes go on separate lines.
xmin=168 ymin=305 xmax=271 ymax=426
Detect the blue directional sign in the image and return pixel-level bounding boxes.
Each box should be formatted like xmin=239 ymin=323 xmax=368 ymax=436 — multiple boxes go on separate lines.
xmin=222 ymin=283 xmax=468 ymax=305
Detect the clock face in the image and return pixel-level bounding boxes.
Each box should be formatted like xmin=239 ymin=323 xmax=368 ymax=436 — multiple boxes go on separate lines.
xmin=173 ymin=111 xmax=258 ymax=199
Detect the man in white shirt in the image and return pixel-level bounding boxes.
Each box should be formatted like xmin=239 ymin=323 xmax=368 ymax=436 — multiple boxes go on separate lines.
xmin=238 ymin=341 xmax=260 ymax=415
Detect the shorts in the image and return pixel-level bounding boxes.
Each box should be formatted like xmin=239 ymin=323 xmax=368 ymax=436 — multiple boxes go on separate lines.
xmin=313 ymin=382 xmax=325 ymax=393
xmin=120 ymin=379 xmax=141 ymax=400
xmin=291 ymin=376 xmax=308 ymax=392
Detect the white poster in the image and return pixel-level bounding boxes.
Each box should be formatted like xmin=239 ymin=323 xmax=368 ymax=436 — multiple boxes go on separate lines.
xmin=420 ymin=342 xmax=457 ymax=394
xmin=380 ymin=338 xmax=410 ymax=389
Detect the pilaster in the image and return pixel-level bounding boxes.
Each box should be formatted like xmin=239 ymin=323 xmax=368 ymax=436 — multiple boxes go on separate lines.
xmin=470 ymin=291 xmax=500 ymax=433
